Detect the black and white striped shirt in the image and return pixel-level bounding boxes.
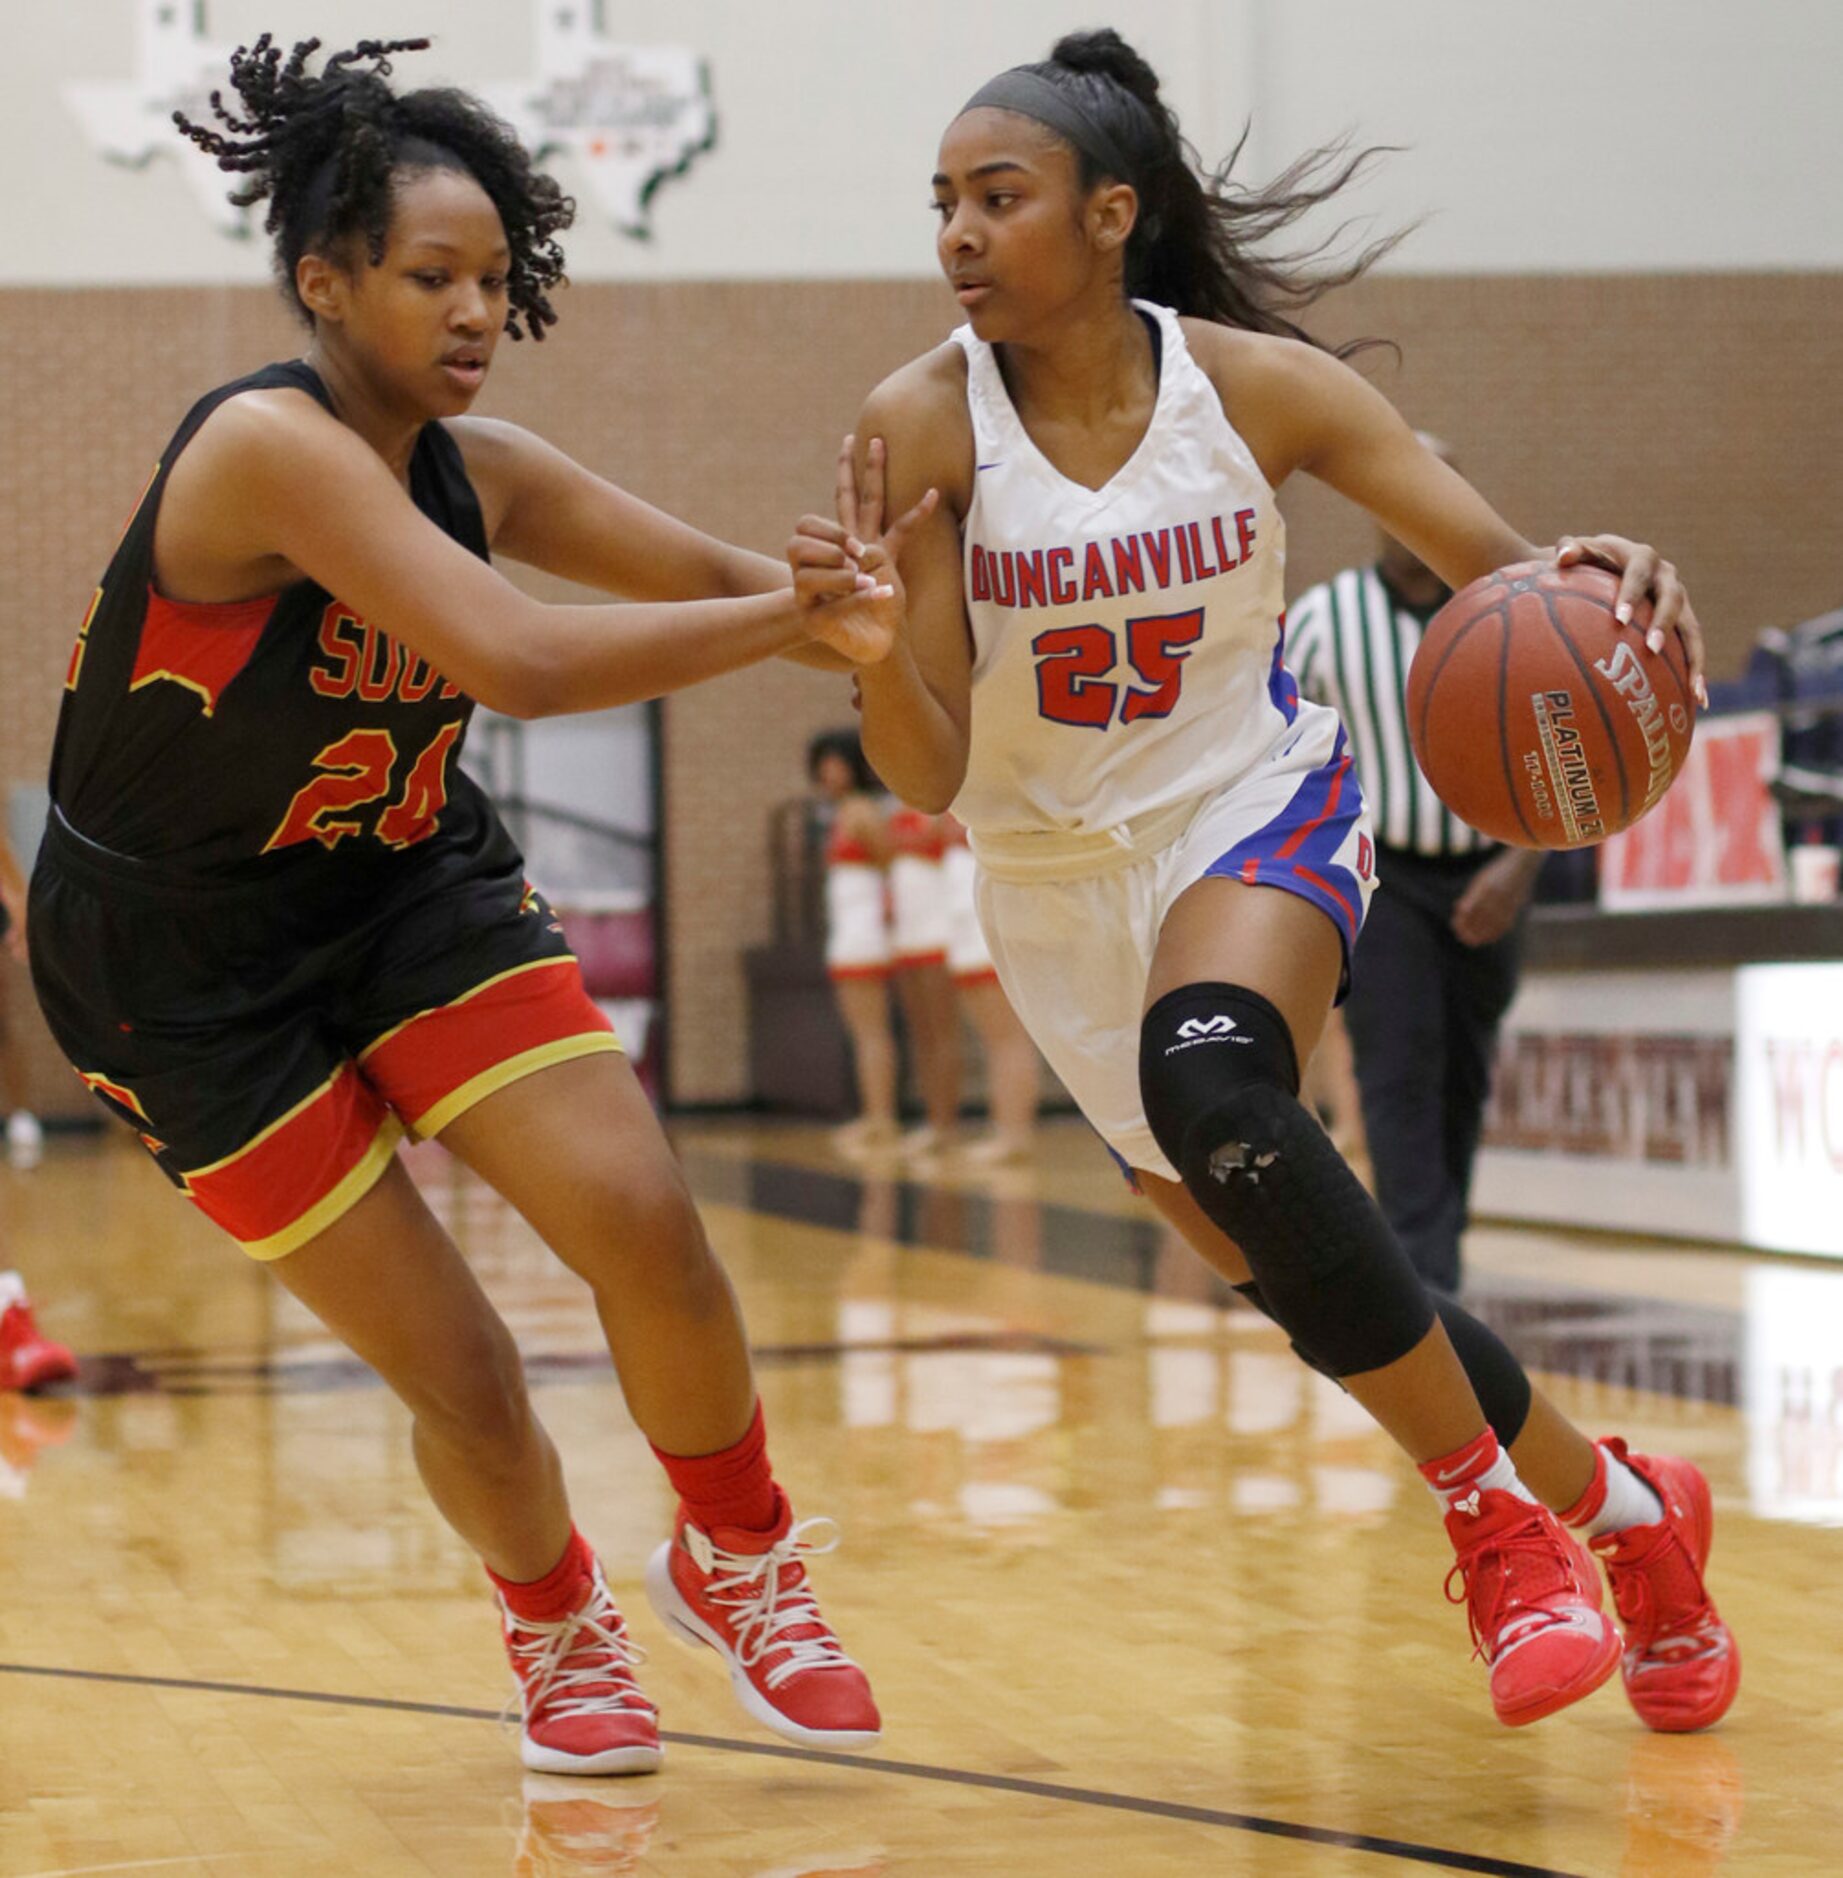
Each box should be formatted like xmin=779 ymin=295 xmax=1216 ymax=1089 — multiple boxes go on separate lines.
xmin=1286 ymin=565 xmax=1491 ymax=858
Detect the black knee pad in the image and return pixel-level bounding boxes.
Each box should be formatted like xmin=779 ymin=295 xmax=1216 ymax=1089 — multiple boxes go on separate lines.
xmin=1140 ymin=983 xmax=1300 ymax=1175
xmin=1141 ymin=983 xmax=1434 ymax=1378
xmin=1235 ymin=1277 xmax=1531 ymax=1445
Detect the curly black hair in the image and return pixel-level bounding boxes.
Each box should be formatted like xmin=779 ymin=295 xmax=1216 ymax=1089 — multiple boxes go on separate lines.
xmin=175 ymin=34 xmax=574 ymax=340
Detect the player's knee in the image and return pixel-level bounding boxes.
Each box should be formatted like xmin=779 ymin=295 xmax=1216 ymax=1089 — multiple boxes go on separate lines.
xmin=1141 ymin=982 xmax=1433 ymax=1375
xmin=568 ymin=1163 xmax=728 ymax=1313
xmin=1139 ymin=982 xmax=1302 ymax=1199
xmin=409 ymin=1320 xmax=533 ymax=1464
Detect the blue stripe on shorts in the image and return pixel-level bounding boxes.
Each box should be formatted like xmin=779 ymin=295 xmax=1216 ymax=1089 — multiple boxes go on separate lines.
xmin=1202 ymin=727 xmax=1367 ymax=970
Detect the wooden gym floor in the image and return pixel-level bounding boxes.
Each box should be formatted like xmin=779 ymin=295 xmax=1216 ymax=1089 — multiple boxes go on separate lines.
xmin=2 ymin=1115 xmax=1839 ymax=1876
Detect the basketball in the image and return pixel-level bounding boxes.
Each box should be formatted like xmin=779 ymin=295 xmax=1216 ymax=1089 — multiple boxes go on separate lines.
xmin=1405 ymin=559 xmax=1697 ymax=848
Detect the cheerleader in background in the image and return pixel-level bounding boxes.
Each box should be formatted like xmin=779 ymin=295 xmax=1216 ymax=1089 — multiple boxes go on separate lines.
xmin=941 ymin=817 xmax=1041 ymax=1164
xmin=885 ymin=805 xmax=963 ymax=1159
xmin=809 ymin=731 xmax=899 ymax=1157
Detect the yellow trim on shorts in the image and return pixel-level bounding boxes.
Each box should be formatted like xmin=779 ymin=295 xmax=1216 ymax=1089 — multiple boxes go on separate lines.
xmin=240 ymin=1115 xmax=406 ymax=1263
xmin=182 ymin=1063 xmax=352 ymax=1182
xmin=356 ymin=954 xmax=583 ymax=1063
xmin=411 ymin=1032 xmax=623 ymax=1141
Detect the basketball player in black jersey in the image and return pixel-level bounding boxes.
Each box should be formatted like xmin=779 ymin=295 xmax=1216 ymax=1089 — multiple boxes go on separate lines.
xmin=28 ymin=36 xmax=926 ymax=1777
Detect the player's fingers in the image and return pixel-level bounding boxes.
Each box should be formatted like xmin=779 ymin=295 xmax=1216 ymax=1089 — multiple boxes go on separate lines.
xmin=1643 ymin=562 xmax=1684 ymax=654
xmin=794 ymin=519 xmax=868 ymax=576
xmin=1611 ymin=545 xmax=1659 ymax=630
xmin=796 ymin=514 xmax=860 ymax=551
xmin=795 ymin=561 xmax=878 ymax=599
xmin=1674 ymin=600 xmax=1711 ymax=708
xmin=1555 ymin=534 xmax=1615 ymax=569
xmin=835 ymin=435 xmax=861 ymax=536
xmin=860 ymin=435 xmax=889 ymax=540
xmin=788 ymin=534 xmax=855 ymax=571
xmin=883 ymin=486 xmax=942 ymax=561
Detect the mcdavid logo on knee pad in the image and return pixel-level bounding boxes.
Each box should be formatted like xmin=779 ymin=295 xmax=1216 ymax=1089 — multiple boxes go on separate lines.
xmin=1166 ymin=1015 xmax=1252 ymax=1055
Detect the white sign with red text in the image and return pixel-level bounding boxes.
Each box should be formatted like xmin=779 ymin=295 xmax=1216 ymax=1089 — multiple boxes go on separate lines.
xmin=1736 ymin=964 xmax=1843 ymax=1259
xmin=1599 ymin=711 xmax=1785 ymax=909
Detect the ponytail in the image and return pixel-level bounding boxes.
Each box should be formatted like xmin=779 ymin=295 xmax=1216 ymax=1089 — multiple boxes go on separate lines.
xmin=965 ymin=28 xmax=1404 ymax=358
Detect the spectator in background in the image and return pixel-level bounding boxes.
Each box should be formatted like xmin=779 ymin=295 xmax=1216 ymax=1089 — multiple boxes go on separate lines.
xmin=808 ymin=730 xmax=900 ymax=1158
xmin=1286 ymin=437 xmax=1543 ymax=1293
xmin=0 ymin=827 xmax=42 ymax=1168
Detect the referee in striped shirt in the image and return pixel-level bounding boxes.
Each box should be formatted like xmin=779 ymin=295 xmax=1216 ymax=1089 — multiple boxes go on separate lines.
xmin=1286 ymin=438 xmax=1542 ymax=1293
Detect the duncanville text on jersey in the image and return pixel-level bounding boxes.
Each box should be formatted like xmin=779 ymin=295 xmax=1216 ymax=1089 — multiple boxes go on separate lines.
xmin=969 ymin=508 xmax=1260 ymax=611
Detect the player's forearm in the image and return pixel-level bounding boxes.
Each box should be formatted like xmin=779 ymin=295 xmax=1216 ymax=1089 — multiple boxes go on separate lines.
xmin=507 ymin=590 xmax=811 ymax=718
xmin=856 ymin=650 xmax=968 ymax=813
xmin=702 ymin=545 xmax=856 ymax=670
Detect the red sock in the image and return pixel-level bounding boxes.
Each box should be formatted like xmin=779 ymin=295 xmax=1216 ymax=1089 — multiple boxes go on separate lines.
xmin=1418 ymin=1427 xmax=1498 ymax=1488
xmin=488 ymin=1525 xmax=595 ymax=1623
xmin=650 ymin=1400 xmax=779 ymax=1537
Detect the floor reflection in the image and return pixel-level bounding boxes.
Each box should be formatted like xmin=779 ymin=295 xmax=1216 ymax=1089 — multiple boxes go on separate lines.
xmin=1619 ymin=1734 xmax=1745 ymax=1878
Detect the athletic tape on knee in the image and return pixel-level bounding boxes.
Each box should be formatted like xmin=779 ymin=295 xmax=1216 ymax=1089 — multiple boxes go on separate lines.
xmin=1141 ymin=983 xmax=1434 ymax=1378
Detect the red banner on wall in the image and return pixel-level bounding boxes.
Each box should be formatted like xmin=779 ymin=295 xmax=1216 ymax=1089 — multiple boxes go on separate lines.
xmin=1599 ymin=710 xmax=1785 ymax=909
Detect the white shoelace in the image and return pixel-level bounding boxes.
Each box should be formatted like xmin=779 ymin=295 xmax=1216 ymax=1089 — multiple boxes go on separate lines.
xmin=702 ymin=1518 xmax=854 ymax=1692
xmin=501 ymin=1574 xmax=652 ymax=1725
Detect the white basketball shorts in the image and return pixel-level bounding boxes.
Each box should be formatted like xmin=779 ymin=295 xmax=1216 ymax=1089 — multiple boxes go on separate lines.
xmin=971 ymin=715 xmax=1374 ymax=1180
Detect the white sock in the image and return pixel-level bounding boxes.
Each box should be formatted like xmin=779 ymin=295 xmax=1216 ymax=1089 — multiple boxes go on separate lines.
xmin=1428 ymin=1444 xmax=1538 ymax=1512
xmin=1581 ymin=1448 xmax=1665 ymax=1537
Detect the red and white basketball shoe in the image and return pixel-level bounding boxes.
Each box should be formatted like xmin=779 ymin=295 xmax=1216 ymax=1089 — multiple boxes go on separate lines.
xmin=0 ymin=1273 xmax=78 ymax=1393
xmin=500 ymin=1563 xmax=662 ymax=1776
xmin=1445 ymin=1487 xmax=1622 ymax=1726
xmin=645 ymin=1488 xmax=880 ymax=1750
xmin=1589 ymin=1440 xmax=1740 ymax=1733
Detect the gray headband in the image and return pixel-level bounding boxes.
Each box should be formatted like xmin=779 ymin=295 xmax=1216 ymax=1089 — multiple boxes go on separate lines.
xmin=959 ymin=67 xmax=1137 ymax=183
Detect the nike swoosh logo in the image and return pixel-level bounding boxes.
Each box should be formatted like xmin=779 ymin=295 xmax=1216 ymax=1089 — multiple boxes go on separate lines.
xmin=977 ymin=461 xmax=1004 ymax=471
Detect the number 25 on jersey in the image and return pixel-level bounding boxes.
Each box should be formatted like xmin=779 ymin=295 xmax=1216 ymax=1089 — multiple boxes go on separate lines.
xmin=1033 ymin=608 xmax=1204 ymax=729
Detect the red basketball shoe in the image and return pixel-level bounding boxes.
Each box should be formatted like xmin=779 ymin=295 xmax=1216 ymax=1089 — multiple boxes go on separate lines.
xmin=500 ymin=1562 xmax=662 ymax=1775
xmin=1589 ymin=1440 xmax=1740 ymax=1733
xmin=1444 ymin=1488 xmax=1621 ymax=1726
xmin=0 ymin=1273 xmax=78 ymax=1393
xmin=645 ymin=1488 xmax=879 ymax=1750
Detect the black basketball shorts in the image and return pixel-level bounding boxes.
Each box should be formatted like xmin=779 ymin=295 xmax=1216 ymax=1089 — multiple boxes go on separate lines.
xmin=29 ymin=805 xmax=619 ymax=1259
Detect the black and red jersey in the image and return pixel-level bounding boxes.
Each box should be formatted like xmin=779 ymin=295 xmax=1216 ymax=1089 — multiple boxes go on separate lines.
xmin=50 ymin=360 xmax=492 ymax=877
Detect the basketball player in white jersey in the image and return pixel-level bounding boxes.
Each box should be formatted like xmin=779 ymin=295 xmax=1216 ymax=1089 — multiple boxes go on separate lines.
xmin=793 ymin=29 xmax=1736 ymax=1736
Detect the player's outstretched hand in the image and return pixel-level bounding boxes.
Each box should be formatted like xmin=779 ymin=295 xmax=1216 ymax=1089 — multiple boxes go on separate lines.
xmin=785 ymin=434 xmax=939 ymax=667
xmin=1555 ymin=535 xmax=1710 ymax=710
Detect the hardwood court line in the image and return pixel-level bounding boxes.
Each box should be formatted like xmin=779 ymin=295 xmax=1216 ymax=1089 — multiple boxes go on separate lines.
xmin=0 ymin=1663 xmax=1584 ymax=1878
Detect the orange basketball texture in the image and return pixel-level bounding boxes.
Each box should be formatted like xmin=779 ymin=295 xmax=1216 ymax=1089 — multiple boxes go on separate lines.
xmin=1405 ymin=561 xmax=1697 ymax=849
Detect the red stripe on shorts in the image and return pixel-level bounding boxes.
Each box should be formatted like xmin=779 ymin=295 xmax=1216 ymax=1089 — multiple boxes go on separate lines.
xmin=1275 ymin=753 xmax=1352 ymax=861
xmin=185 ymin=1063 xmax=391 ymax=1248
xmin=360 ymin=957 xmax=614 ymax=1131
xmin=1291 ymin=862 xmax=1357 ymax=933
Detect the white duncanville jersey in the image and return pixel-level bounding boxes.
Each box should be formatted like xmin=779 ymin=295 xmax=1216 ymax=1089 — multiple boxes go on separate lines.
xmin=950 ymin=300 xmax=1315 ymax=837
